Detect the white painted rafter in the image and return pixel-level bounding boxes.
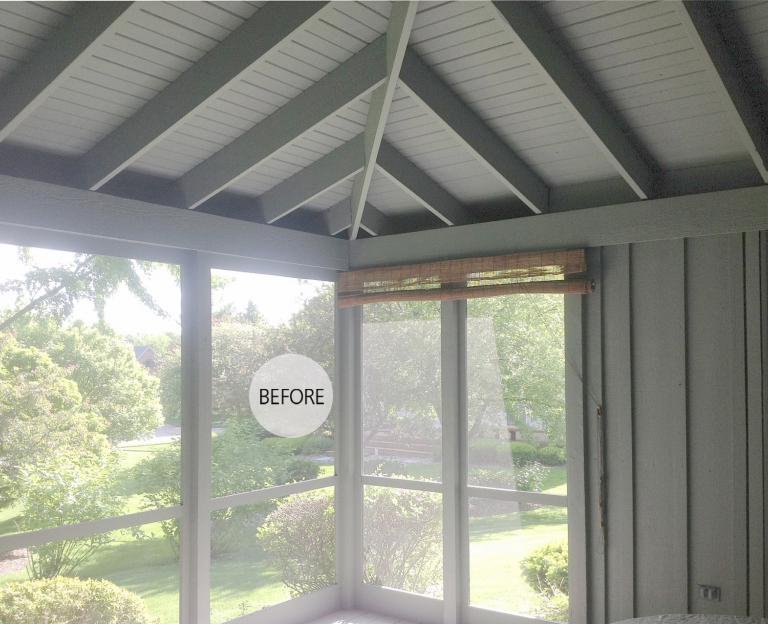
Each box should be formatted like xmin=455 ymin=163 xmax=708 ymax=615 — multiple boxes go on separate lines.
xmin=377 ymin=140 xmax=473 ymax=226
xmin=399 ymin=48 xmax=549 ymax=214
xmin=349 ymin=1 xmax=418 ymax=240
xmin=178 ymin=36 xmax=389 ymax=210
xmin=326 ymin=198 xmax=395 ymax=237
xmin=676 ymin=1 xmax=768 ymax=183
xmin=490 ymin=1 xmax=657 ymax=199
xmin=261 ymin=136 xmax=365 ymax=224
xmin=81 ymin=2 xmax=328 ymax=190
xmin=0 ymin=2 xmax=138 ymax=143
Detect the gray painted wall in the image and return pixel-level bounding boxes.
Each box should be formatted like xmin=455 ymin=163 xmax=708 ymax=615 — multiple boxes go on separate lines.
xmin=574 ymin=232 xmax=766 ymax=623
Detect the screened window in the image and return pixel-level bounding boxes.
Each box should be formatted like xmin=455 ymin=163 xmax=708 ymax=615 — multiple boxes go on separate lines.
xmin=361 ymin=301 xmax=443 ymax=597
xmin=0 ymin=242 xmax=181 ymax=624
xmin=467 ymin=295 xmax=567 ymax=621
xmin=208 ymin=269 xmax=337 ymax=620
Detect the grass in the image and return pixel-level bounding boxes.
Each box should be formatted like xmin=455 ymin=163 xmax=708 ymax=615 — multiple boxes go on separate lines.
xmin=470 ymin=507 xmax=568 ymax=617
xmin=0 ymin=442 xmax=568 ymax=624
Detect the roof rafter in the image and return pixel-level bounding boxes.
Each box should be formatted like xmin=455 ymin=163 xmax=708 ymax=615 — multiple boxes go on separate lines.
xmin=399 ymin=48 xmax=549 ymax=214
xmin=261 ymin=135 xmax=365 ymax=224
xmin=0 ymin=2 xmax=138 ymax=143
xmin=178 ymin=35 xmax=389 ymax=210
xmin=676 ymin=1 xmax=768 ymax=183
xmin=491 ymin=1 xmax=657 ymax=199
xmin=81 ymin=2 xmax=328 ymax=190
xmin=326 ymin=198 xmax=395 ymax=237
xmin=377 ymin=140 xmax=473 ymax=226
xmin=349 ymin=1 xmax=418 ymax=240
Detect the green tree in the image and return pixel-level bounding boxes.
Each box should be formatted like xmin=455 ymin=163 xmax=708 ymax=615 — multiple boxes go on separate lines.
xmin=15 ymin=321 xmax=162 ymax=443
xmin=0 ymin=253 xmax=167 ymax=332
xmin=0 ymin=336 xmax=109 ymax=502
xmin=468 ymin=295 xmax=565 ymax=445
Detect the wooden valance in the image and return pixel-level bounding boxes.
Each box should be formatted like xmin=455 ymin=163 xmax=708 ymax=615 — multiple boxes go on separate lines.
xmin=337 ymin=249 xmax=593 ymax=308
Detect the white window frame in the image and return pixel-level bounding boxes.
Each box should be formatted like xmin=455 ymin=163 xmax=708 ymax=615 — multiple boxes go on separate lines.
xmin=349 ymin=299 xmax=586 ymax=624
xmin=0 ymin=222 xmax=586 ymax=624
xmin=0 ymin=230 xmax=343 ymax=624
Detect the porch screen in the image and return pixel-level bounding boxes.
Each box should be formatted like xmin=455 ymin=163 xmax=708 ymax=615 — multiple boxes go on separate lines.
xmin=337 ymin=248 xmax=592 ymax=307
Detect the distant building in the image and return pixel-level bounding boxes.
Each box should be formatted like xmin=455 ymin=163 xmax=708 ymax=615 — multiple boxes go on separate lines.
xmin=133 ymin=346 xmax=157 ymax=371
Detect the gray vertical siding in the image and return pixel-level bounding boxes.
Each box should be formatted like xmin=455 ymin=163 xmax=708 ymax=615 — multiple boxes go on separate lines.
xmin=581 ymin=232 xmax=766 ymax=622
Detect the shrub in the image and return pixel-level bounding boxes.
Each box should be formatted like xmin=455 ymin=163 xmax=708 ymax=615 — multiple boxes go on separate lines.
xmin=536 ymin=589 xmax=569 ymax=623
xmin=509 ymin=441 xmax=538 ymax=464
xmin=259 ymin=490 xmax=335 ymax=596
xmin=469 ymin=438 xmax=509 ymax=465
xmin=469 ymin=462 xmax=546 ymax=492
xmin=0 ymin=577 xmax=155 ymax=624
xmin=284 ymin=458 xmax=319 ymax=482
xmin=537 ymin=446 xmax=567 ymax=466
xmin=469 ymin=440 xmax=540 ymax=466
xmin=136 ymin=424 xmax=317 ymax=554
xmin=20 ymin=453 xmax=123 ymax=578
xmin=513 ymin=461 xmax=547 ymax=492
xmin=300 ymin=435 xmax=334 ymax=455
xmin=363 ymin=459 xmax=408 ymax=476
xmin=363 ymin=485 xmax=442 ymax=596
xmin=520 ymin=541 xmax=568 ymax=596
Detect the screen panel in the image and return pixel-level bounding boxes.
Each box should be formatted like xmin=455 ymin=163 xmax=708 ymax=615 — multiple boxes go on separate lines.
xmin=361 ymin=302 xmax=442 ymax=482
xmin=0 ymin=243 xmax=181 ymax=536
xmin=209 ymin=270 xmax=335 ymax=498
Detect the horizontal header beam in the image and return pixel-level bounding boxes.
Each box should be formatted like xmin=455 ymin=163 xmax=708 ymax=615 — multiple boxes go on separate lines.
xmin=0 ymin=174 xmax=347 ymax=271
xmin=349 ymin=185 xmax=768 ymax=268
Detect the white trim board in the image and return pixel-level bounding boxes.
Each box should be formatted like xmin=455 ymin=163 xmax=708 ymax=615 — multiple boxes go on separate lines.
xmin=0 ymin=174 xmax=347 ymax=271
xmin=349 ymin=185 xmax=768 ymax=268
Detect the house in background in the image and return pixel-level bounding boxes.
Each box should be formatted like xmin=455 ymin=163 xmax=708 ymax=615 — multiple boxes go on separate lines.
xmin=133 ymin=345 xmax=157 ymax=371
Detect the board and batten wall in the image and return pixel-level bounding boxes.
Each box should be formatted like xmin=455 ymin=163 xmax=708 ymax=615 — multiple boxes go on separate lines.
xmin=569 ymin=231 xmax=767 ymax=623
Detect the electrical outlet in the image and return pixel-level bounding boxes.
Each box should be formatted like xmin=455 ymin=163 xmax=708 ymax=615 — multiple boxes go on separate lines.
xmin=698 ymin=585 xmax=721 ymax=602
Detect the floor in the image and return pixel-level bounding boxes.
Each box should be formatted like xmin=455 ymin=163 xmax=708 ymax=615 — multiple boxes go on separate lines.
xmin=307 ymin=611 xmax=416 ymax=624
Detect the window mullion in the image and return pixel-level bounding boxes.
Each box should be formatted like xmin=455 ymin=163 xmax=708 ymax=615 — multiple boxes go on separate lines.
xmin=441 ymin=299 xmax=465 ymax=624
xmin=337 ymin=304 xmax=362 ymax=608
xmin=180 ymin=251 xmax=213 ymax=624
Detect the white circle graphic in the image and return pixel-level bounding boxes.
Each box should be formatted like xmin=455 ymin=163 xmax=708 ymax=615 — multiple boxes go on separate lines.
xmin=248 ymin=354 xmax=333 ymax=438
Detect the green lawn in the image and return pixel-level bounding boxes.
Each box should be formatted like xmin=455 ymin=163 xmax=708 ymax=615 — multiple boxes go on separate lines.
xmin=470 ymin=506 xmax=568 ymax=617
xmin=1 ymin=447 xmax=567 ymax=624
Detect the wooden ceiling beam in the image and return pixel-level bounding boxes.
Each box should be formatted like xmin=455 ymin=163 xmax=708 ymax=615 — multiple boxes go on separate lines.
xmin=349 ymin=1 xmax=418 ymax=239
xmin=399 ymin=48 xmax=549 ymax=214
xmin=491 ymin=1 xmax=657 ymax=199
xmin=676 ymin=1 xmax=768 ymax=183
xmin=0 ymin=2 xmax=138 ymax=143
xmin=177 ymin=36 xmax=389 ymax=210
xmin=81 ymin=2 xmax=328 ymax=190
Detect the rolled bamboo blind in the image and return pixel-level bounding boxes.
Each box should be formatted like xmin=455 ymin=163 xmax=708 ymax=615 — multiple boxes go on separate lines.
xmin=337 ymin=249 xmax=593 ymax=308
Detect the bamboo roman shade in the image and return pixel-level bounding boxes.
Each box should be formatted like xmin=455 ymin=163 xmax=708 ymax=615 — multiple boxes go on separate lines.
xmin=337 ymin=249 xmax=592 ymax=308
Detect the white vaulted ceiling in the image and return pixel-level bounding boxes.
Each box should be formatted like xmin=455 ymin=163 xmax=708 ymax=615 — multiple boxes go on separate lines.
xmin=0 ymin=1 xmax=766 ymax=238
